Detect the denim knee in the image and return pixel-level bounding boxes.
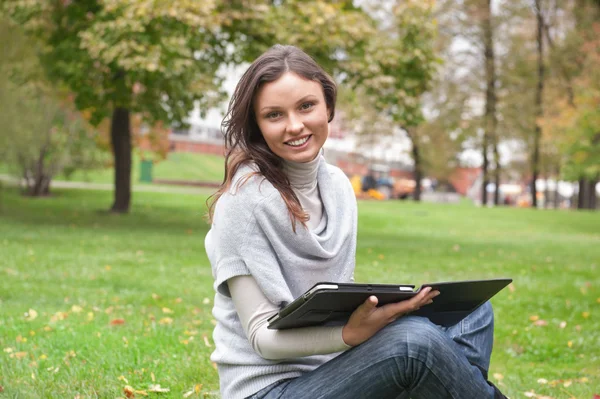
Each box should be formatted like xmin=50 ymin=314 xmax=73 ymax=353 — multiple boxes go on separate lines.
xmin=379 ymin=316 xmax=450 ymax=365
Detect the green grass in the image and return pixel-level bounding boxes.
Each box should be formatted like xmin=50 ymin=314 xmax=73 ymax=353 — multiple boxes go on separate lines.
xmin=1 ymin=152 xmax=225 ymax=185
xmin=0 ymin=188 xmax=599 ymax=398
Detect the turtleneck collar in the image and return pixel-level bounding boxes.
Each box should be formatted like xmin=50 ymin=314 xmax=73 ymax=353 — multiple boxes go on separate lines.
xmin=282 ymin=153 xmax=321 ymax=189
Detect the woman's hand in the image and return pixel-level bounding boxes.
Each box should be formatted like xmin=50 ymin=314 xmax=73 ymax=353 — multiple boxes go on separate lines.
xmin=342 ymin=287 xmax=440 ymax=347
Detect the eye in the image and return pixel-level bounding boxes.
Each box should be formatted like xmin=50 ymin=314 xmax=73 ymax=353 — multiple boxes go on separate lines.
xmin=300 ymin=102 xmax=315 ymax=111
xmin=265 ymin=111 xmax=282 ymax=119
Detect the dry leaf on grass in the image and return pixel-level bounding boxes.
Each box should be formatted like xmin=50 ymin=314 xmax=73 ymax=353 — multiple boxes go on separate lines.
xmin=559 ymin=321 xmax=567 ymax=328
xmin=183 ymin=384 xmax=203 ymax=398
xmin=25 ymin=309 xmax=38 ymax=321
xmin=148 ymin=384 xmax=169 ymax=393
xmin=123 ymin=385 xmax=148 ymax=398
xmin=110 ymin=319 xmax=126 ymax=326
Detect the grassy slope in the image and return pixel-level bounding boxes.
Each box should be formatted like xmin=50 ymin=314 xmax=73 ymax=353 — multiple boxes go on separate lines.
xmin=0 ymin=188 xmax=598 ymax=398
xmin=0 ymin=152 xmax=225 ymax=184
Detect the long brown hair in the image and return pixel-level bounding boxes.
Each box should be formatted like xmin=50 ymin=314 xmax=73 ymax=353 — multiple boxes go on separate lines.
xmin=206 ymin=45 xmax=337 ymax=231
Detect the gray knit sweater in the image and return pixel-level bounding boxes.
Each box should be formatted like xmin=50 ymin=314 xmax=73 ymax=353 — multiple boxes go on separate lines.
xmin=205 ymin=155 xmax=357 ymax=399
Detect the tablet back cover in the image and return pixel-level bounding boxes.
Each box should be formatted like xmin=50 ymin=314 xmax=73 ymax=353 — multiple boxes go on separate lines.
xmin=268 ymin=278 xmax=511 ymax=330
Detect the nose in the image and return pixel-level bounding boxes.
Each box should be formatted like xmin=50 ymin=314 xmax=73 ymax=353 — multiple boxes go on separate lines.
xmin=285 ymin=113 xmax=304 ymax=135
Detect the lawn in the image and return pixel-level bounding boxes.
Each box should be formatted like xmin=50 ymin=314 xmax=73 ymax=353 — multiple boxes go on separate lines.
xmin=0 ymin=187 xmax=599 ymax=398
xmin=1 ymin=152 xmax=226 ymax=185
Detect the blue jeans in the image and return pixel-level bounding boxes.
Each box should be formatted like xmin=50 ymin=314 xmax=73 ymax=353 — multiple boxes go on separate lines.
xmin=249 ymin=302 xmax=496 ymax=399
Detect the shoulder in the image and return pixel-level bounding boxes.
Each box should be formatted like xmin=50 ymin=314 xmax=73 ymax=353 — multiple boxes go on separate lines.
xmin=325 ymin=162 xmax=354 ymax=193
xmin=212 ymin=164 xmax=281 ymax=226
xmin=325 ymin=163 xmax=349 ymax=181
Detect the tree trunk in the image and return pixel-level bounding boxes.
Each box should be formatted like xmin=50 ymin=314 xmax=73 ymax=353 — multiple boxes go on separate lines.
xmin=411 ymin=135 xmax=422 ymax=202
xmin=532 ymin=0 xmax=545 ymax=209
xmin=577 ymin=178 xmax=587 ymax=209
xmin=30 ymin=174 xmax=51 ymax=196
xmin=544 ymin=172 xmax=550 ymax=209
xmin=553 ymin=166 xmax=560 ymax=209
xmin=110 ymin=107 xmax=132 ymax=213
xmin=493 ymin=144 xmax=500 ymax=206
xmin=482 ymin=0 xmax=497 ymax=208
xmin=481 ymin=137 xmax=489 ymax=206
xmin=588 ymin=178 xmax=598 ymax=210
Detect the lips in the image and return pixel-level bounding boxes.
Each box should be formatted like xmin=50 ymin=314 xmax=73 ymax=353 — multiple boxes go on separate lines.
xmin=285 ymin=135 xmax=312 ymax=147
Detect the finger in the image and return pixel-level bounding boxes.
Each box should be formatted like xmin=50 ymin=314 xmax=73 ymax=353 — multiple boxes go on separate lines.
xmin=360 ymin=296 xmax=378 ymax=313
xmin=424 ymin=290 xmax=440 ymax=301
xmin=384 ymin=295 xmax=422 ymax=316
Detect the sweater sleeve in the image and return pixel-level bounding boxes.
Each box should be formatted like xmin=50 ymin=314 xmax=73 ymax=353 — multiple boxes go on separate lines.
xmin=228 ymin=275 xmax=352 ymax=360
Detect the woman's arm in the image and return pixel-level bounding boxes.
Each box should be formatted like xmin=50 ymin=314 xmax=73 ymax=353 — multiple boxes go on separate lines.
xmin=228 ymin=275 xmax=351 ymax=360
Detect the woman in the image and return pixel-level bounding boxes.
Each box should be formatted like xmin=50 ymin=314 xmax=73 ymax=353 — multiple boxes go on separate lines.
xmin=205 ymin=44 xmax=506 ymax=399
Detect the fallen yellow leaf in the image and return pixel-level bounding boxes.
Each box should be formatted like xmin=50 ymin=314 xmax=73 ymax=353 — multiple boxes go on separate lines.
xmin=25 ymin=309 xmax=38 ymax=321
xmin=158 ymin=317 xmax=173 ymax=325
xmin=582 ymin=311 xmax=590 ymax=319
xmin=71 ymin=305 xmax=83 ymax=313
xmin=162 ymin=307 xmax=173 ymax=314
xmin=148 ymin=384 xmax=169 ymax=393
xmin=559 ymin=321 xmax=567 ymax=329
xmin=529 ymin=315 xmax=539 ymax=322
xmin=493 ymin=373 xmax=504 ymax=381
xmin=568 ymin=341 xmax=573 ymax=348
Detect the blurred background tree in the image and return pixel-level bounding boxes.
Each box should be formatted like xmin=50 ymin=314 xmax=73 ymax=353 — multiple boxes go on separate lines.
xmin=0 ymin=17 xmax=106 ymax=196
xmin=2 ymin=0 xmax=598 ymax=210
xmin=3 ymin=0 xmax=226 ymax=212
xmin=344 ymin=0 xmax=439 ymax=201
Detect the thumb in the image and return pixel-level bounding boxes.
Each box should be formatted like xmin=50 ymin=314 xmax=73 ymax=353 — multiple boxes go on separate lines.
xmin=361 ymin=296 xmax=378 ymax=313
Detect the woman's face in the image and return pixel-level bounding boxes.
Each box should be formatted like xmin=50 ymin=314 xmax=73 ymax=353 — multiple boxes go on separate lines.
xmin=253 ymin=72 xmax=330 ymax=163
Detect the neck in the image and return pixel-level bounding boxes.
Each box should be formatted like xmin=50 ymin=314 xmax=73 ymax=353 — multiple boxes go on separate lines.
xmin=282 ymin=154 xmax=320 ymax=188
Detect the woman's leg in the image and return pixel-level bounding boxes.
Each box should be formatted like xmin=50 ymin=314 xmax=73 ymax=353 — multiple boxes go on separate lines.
xmin=255 ymin=316 xmax=497 ymax=399
xmin=442 ymin=301 xmax=495 ymax=377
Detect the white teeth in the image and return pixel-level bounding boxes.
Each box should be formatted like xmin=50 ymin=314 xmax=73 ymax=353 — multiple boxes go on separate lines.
xmin=287 ymin=136 xmax=309 ymax=147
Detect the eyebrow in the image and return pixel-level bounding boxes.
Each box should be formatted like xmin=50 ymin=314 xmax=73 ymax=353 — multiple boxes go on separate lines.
xmin=259 ymin=95 xmax=319 ymax=113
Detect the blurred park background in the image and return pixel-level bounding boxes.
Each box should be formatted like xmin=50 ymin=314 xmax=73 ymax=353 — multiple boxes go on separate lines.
xmin=0 ymin=1 xmax=599 ymax=398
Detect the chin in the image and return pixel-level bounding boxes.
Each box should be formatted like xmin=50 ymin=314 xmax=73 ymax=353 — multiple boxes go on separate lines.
xmin=289 ymin=150 xmax=320 ymax=163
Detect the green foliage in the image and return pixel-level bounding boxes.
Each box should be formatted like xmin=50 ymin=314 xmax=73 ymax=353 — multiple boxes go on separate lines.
xmin=350 ymin=1 xmax=439 ymax=128
xmin=0 ymin=17 xmax=107 ymax=195
xmin=3 ymin=0 xmax=226 ymax=126
xmin=220 ymin=0 xmax=375 ymax=74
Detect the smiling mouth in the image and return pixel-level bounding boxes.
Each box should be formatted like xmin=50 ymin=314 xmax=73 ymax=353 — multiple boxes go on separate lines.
xmin=285 ymin=135 xmax=311 ymax=147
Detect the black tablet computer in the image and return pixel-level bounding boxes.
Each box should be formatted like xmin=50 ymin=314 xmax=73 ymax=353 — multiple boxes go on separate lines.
xmin=267 ymin=278 xmax=512 ymax=330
